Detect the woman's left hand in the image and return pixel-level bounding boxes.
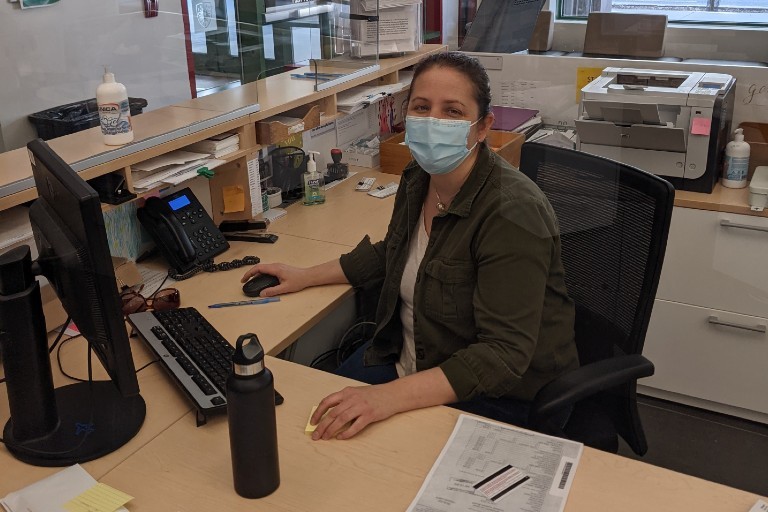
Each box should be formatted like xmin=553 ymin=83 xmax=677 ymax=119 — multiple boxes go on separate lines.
xmin=310 ymin=385 xmax=398 ymax=440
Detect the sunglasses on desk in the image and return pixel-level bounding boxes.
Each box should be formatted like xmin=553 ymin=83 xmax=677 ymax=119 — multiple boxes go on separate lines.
xmin=120 ymin=285 xmax=181 ymax=316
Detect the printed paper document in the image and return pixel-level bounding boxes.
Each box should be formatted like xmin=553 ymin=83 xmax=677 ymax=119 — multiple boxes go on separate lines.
xmin=407 ymin=414 xmax=582 ymax=512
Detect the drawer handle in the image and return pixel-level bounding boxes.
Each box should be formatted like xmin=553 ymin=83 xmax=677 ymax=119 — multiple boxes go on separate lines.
xmin=708 ymin=315 xmax=767 ymax=333
xmin=719 ymin=219 xmax=768 ymax=233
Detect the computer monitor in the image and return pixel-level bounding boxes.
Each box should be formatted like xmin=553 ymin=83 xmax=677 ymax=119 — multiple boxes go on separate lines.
xmin=0 ymin=139 xmax=145 ymax=466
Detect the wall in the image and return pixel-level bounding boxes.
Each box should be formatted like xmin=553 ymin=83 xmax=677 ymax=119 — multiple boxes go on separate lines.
xmin=0 ymin=0 xmax=191 ymax=151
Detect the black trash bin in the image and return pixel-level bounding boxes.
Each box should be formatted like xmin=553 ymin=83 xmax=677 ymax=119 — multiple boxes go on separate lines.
xmin=28 ymin=97 xmax=148 ymax=140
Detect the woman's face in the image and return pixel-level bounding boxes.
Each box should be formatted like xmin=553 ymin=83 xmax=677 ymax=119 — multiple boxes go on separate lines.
xmin=407 ymin=66 xmax=492 ymax=146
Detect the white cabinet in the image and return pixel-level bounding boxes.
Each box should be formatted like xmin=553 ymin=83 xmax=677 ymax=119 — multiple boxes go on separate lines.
xmin=655 ymin=207 xmax=768 ymax=317
xmin=642 ymin=206 xmax=768 ymax=420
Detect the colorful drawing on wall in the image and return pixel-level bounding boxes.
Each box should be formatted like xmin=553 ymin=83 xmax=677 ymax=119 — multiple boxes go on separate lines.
xmin=20 ymin=0 xmax=59 ymax=8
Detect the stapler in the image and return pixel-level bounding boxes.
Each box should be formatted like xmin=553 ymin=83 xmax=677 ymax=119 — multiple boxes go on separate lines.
xmin=218 ymin=220 xmax=278 ymax=243
xmin=218 ymin=219 xmax=269 ymax=233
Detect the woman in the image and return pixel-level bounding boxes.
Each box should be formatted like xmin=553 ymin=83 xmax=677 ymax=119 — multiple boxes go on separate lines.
xmin=241 ymin=52 xmax=578 ymax=440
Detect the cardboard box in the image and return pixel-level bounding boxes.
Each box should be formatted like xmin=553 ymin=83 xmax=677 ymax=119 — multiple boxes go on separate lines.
xmin=379 ymin=130 xmax=525 ymax=175
xmin=486 ymin=130 xmax=525 ymax=169
xmin=343 ymin=148 xmax=380 ymax=168
xmin=583 ymin=12 xmax=667 ymax=59
xmin=256 ymin=104 xmax=321 ymax=145
xmin=379 ymin=132 xmax=412 ymax=175
xmin=529 ymin=10 xmax=554 ymax=52
xmin=739 ymin=122 xmax=768 ymax=181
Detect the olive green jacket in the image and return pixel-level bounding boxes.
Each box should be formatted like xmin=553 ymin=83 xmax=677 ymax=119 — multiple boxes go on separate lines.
xmin=339 ymin=144 xmax=578 ymax=402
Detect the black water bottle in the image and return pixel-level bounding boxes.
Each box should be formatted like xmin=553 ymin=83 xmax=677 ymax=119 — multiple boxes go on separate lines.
xmin=227 ymin=333 xmax=280 ymax=498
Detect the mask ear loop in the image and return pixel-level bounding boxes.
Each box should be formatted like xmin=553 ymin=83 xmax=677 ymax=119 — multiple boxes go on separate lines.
xmin=472 ymin=109 xmax=495 ymax=146
xmin=468 ymin=117 xmax=484 ymax=152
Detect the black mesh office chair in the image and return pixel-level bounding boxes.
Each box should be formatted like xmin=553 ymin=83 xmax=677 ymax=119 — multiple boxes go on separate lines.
xmin=519 ymin=142 xmax=674 ymax=455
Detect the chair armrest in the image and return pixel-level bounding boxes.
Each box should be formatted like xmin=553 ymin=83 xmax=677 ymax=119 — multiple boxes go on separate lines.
xmin=529 ymin=354 xmax=654 ymax=423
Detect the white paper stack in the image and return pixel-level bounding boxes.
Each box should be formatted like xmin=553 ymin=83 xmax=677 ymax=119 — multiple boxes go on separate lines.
xmin=131 ymin=150 xmax=225 ymax=191
xmin=1 ymin=464 xmax=130 ymax=512
xmin=183 ymin=132 xmax=240 ymax=158
xmin=337 ymin=83 xmax=409 ymax=114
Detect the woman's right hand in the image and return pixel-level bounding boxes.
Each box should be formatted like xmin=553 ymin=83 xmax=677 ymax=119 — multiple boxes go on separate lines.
xmin=240 ymin=263 xmax=312 ymax=297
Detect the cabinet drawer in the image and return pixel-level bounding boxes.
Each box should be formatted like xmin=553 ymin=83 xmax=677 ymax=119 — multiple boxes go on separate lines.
xmin=643 ymin=299 xmax=768 ymax=414
xmin=657 ymin=207 xmax=768 ymax=318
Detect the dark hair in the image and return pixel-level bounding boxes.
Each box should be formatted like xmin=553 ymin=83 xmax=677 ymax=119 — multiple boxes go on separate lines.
xmin=407 ymin=51 xmax=492 ymax=118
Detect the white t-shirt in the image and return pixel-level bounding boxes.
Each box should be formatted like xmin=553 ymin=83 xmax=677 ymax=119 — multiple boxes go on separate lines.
xmin=396 ymin=208 xmax=429 ymax=378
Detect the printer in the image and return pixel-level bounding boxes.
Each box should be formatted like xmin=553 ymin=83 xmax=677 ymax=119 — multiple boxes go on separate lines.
xmin=576 ymin=67 xmax=735 ymax=193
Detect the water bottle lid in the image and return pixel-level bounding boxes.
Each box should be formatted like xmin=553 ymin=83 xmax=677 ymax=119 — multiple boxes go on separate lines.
xmin=233 ymin=333 xmax=265 ymax=376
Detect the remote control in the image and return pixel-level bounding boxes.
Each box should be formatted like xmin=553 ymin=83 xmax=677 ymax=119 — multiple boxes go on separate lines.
xmin=355 ymin=177 xmax=376 ymax=191
xmin=368 ymin=182 xmax=399 ymax=199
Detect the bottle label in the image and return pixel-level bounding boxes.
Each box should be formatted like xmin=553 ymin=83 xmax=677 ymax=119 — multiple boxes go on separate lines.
xmin=724 ymin=155 xmax=749 ymax=182
xmin=308 ymin=178 xmax=320 ymax=188
xmin=98 ymin=99 xmax=132 ymax=136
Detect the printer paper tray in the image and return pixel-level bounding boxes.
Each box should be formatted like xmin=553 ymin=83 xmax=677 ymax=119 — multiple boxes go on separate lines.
xmin=576 ymin=119 xmax=687 ymax=153
xmin=580 ymin=144 xmax=686 ymax=178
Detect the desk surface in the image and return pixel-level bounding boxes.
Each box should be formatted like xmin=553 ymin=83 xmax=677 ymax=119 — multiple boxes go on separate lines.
xmin=97 ymin=357 xmax=763 ymax=512
xmin=0 ymin=334 xmax=191 ymax=495
xmin=3 ymin=171 xmax=766 ymax=509
xmin=266 ymin=169 xmax=399 ymax=247
xmin=175 ymin=233 xmax=353 ymax=356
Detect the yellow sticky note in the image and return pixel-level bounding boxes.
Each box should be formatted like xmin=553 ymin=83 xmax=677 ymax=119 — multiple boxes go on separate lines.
xmin=576 ymin=67 xmax=604 ymax=102
xmin=306 ymin=405 xmax=320 ymax=434
xmin=63 ymin=483 xmax=133 ymax=512
xmin=222 ymin=185 xmax=245 ymax=213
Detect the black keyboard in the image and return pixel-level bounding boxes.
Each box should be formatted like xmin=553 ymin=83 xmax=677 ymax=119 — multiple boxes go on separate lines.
xmin=128 ymin=307 xmax=282 ymax=425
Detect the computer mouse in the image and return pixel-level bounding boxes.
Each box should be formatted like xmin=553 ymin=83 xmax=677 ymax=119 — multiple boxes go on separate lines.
xmin=242 ymin=273 xmax=280 ymax=297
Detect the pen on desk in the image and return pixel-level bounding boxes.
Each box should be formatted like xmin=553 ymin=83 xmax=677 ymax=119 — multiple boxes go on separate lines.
xmin=208 ymin=297 xmax=281 ymax=309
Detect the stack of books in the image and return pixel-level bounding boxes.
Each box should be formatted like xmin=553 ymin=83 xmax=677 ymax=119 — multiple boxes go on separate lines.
xmin=184 ymin=132 xmax=240 ymax=158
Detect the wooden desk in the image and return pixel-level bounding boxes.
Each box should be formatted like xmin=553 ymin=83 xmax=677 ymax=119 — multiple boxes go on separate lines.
xmin=266 ymin=169 xmax=399 ymax=247
xmin=173 ymin=234 xmax=354 ymax=356
xmin=0 ymin=333 xmax=191 ymax=496
xmin=97 ymin=357 xmax=764 ymax=512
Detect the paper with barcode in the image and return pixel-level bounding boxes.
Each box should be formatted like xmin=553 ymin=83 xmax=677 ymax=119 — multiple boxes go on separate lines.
xmin=406 ymin=414 xmax=582 ymax=512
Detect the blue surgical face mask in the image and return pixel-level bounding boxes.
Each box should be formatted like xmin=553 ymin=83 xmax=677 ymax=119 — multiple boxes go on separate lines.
xmin=405 ymin=116 xmax=479 ymax=175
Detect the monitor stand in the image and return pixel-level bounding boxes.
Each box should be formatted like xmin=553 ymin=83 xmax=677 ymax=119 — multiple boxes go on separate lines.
xmin=3 ymin=382 xmax=145 ymax=466
xmin=0 ymin=246 xmax=146 ymax=466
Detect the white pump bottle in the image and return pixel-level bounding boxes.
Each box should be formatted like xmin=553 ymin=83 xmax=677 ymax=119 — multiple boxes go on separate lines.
xmin=722 ymin=128 xmax=750 ymax=189
xmin=96 ymin=68 xmax=134 ymax=145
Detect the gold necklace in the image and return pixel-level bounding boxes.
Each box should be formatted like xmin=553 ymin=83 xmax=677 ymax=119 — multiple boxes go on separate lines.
xmin=434 ymin=171 xmax=471 ymax=213
xmin=435 ymin=189 xmax=449 ymax=213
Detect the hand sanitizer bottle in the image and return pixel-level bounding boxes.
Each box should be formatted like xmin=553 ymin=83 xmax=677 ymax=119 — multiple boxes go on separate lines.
xmin=722 ymin=128 xmax=750 ymax=189
xmin=303 ymin=151 xmax=325 ymax=205
xmin=96 ymin=67 xmax=134 ymax=146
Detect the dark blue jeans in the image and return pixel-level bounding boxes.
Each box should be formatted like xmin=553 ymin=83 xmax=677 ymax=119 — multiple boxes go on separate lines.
xmin=334 ymin=341 xmax=539 ymax=428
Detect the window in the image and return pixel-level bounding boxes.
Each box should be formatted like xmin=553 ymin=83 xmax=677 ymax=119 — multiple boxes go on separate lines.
xmin=559 ymin=0 xmax=768 ymax=25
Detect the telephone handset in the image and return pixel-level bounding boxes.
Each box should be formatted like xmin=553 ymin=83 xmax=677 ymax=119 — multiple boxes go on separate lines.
xmin=137 ymin=188 xmax=229 ymax=273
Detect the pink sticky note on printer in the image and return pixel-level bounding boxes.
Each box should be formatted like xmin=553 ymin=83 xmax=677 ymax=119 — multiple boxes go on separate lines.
xmin=691 ymin=117 xmax=711 ymax=135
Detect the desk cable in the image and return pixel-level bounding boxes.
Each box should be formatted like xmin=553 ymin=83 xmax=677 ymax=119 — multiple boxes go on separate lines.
xmin=168 ymin=255 xmax=260 ymax=281
xmin=310 ymin=321 xmax=377 ymax=369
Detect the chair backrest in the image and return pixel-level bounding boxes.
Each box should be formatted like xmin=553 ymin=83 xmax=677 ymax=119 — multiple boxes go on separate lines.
xmin=519 ymin=142 xmax=674 ymax=366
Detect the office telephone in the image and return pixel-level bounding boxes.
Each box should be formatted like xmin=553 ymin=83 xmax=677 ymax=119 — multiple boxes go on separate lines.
xmin=137 ymin=188 xmax=230 ymax=273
